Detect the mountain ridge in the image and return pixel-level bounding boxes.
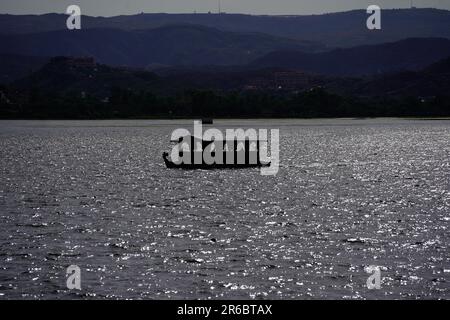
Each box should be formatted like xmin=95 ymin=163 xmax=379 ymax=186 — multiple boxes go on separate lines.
xmin=0 ymin=25 xmax=323 ymax=68
xmin=0 ymin=8 xmax=449 ymax=47
xmin=249 ymin=38 xmax=450 ymax=76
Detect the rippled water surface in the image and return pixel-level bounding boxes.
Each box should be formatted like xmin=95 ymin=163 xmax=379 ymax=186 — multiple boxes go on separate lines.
xmin=0 ymin=119 xmax=449 ymax=299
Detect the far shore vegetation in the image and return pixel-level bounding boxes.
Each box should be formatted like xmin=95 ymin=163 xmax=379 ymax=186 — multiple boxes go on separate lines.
xmin=1 ymin=87 xmax=449 ymax=120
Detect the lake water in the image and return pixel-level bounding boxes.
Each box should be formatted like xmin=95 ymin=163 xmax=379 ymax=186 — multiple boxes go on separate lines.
xmin=0 ymin=119 xmax=449 ymax=299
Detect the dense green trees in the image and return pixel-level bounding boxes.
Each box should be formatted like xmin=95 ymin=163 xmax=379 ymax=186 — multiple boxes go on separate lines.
xmin=1 ymin=86 xmax=449 ymax=119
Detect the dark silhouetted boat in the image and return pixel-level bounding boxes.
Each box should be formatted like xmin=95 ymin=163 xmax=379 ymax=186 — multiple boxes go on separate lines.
xmin=163 ymin=135 xmax=270 ymax=170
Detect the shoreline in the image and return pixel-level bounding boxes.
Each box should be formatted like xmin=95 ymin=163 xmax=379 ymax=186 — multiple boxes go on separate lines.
xmin=1 ymin=116 xmax=450 ymax=121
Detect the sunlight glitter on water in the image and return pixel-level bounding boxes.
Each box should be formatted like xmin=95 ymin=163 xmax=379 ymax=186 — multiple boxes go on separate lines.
xmin=0 ymin=119 xmax=448 ymax=299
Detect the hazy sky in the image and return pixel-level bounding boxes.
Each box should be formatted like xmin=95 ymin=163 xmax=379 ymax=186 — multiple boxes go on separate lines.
xmin=0 ymin=0 xmax=449 ymax=16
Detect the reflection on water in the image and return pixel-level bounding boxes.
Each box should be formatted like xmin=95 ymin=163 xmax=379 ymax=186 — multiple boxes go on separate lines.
xmin=0 ymin=119 xmax=448 ymax=299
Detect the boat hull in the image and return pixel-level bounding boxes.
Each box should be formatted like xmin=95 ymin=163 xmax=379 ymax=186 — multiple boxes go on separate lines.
xmin=163 ymin=153 xmax=270 ymax=170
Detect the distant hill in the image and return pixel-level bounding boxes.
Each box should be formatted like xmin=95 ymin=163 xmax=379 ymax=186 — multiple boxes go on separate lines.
xmin=249 ymin=38 xmax=450 ymax=76
xmin=423 ymin=55 xmax=450 ymax=74
xmin=11 ymin=57 xmax=309 ymax=95
xmin=13 ymin=56 xmax=160 ymax=97
xmin=0 ymin=25 xmax=321 ymax=68
xmin=346 ymin=55 xmax=450 ymax=97
xmin=10 ymin=51 xmax=450 ymax=100
xmin=0 ymin=54 xmax=49 ymax=84
xmin=0 ymin=9 xmax=449 ymax=47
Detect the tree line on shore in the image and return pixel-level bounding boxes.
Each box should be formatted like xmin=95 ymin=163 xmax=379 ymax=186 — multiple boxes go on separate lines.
xmin=1 ymin=86 xmax=449 ymax=119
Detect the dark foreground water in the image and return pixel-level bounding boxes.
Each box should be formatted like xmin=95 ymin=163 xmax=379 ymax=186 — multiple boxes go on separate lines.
xmin=0 ymin=119 xmax=448 ymax=300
